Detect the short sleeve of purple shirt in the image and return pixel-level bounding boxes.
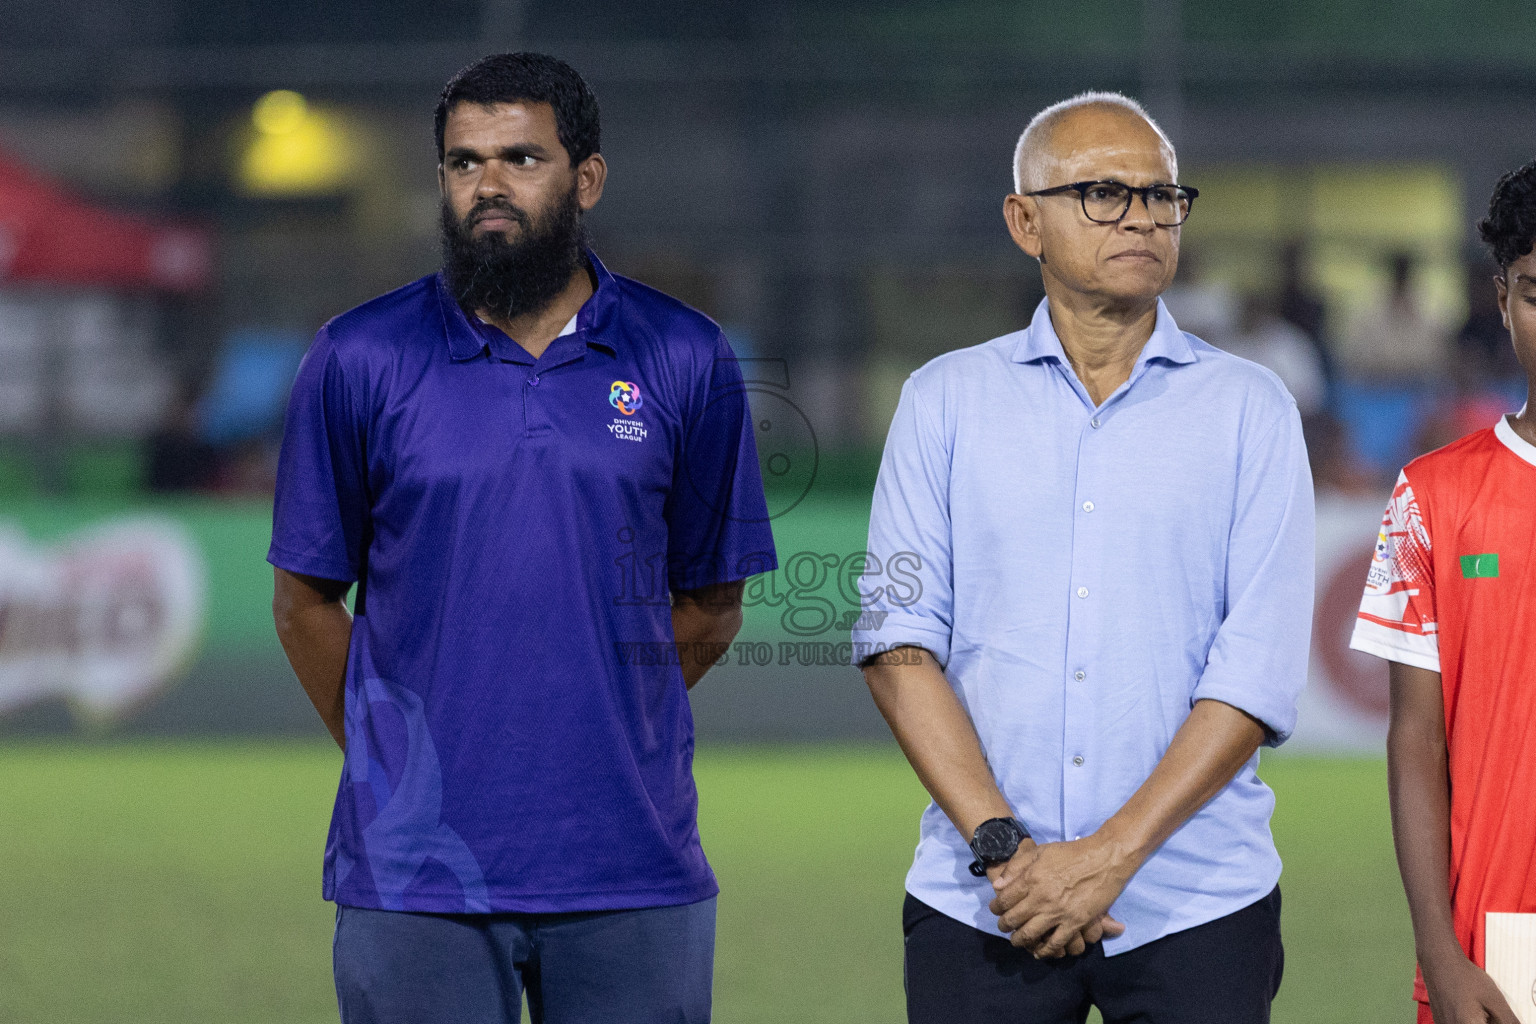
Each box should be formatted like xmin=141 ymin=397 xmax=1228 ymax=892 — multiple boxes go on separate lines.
xmin=269 ymin=326 xmax=369 ymax=583
xmin=269 ymin=254 xmax=776 ymax=914
xmin=664 ymin=333 xmax=777 ymax=590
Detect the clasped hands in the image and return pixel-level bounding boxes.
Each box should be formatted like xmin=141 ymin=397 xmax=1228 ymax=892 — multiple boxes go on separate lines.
xmin=986 ymin=833 xmax=1134 ymax=958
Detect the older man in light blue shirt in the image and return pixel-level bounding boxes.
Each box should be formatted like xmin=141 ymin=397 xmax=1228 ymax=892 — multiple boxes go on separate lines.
xmin=857 ymin=92 xmax=1313 ymax=1024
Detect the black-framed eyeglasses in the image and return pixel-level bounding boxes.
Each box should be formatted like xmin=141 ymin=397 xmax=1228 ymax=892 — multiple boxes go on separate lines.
xmin=1023 ymin=180 xmax=1199 ymax=227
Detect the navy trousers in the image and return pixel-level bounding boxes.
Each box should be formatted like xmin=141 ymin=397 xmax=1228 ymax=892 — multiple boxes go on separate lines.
xmin=332 ymin=897 xmax=716 ymax=1024
xmin=903 ymin=886 xmax=1283 ymax=1024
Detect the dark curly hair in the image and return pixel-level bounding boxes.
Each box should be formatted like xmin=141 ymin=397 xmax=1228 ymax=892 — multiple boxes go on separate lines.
xmin=434 ymin=52 xmax=600 ymax=167
xmin=1477 ymin=159 xmax=1536 ymax=273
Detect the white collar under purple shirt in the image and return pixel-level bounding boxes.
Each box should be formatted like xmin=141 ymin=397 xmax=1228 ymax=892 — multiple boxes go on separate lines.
xmin=853 ymin=296 xmax=1316 ymax=953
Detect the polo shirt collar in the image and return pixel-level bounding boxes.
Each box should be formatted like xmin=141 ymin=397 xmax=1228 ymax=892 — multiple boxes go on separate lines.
xmin=1012 ymin=297 xmax=1196 ymax=369
xmin=440 ymin=248 xmax=621 ymax=362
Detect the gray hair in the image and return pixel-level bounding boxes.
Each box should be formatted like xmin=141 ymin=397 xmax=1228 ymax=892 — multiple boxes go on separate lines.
xmin=1012 ymin=91 xmax=1176 ymax=194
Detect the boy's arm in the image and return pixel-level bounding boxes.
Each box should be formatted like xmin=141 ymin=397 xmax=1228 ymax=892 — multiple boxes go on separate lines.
xmin=1387 ymin=661 xmax=1519 ymax=1024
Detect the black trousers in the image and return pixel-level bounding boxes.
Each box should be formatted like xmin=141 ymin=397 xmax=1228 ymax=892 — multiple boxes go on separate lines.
xmin=903 ymin=886 xmax=1283 ymax=1024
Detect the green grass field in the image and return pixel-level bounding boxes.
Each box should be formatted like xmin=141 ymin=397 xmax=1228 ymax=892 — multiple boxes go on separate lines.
xmin=0 ymin=744 xmax=1415 ymax=1023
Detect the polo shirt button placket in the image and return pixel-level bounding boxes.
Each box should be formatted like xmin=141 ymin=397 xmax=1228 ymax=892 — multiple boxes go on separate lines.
xmin=522 ymin=370 xmax=555 ymax=437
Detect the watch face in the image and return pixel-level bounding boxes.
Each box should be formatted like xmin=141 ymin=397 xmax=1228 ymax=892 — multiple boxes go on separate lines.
xmin=974 ymin=819 xmax=1023 ymax=861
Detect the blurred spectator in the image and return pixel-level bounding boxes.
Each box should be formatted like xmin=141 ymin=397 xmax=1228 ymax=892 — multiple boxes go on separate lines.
xmin=1223 ymin=292 xmax=1328 ymax=417
xmin=1413 ymin=389 xmax=1512 ymax=456
xmin=1454 ymin=260 xmax=1524 ymax=381
xmin=1276 ymin=240 xmax=1337 ymax=389
xmin=1303 ymin=412 xmax=1381 ymax=496
xmin=1410 ymin=305 xmax=1523 ymax=457
xmin=145 ymin=385 xmax=218 ymax=492
xmin=214 ymin=438 xmax=280 ymax=495
xmin=195 ymin=327 xmax=308 ymax=447
xmin=1162 ymin=247 xmax=1236 ymax=344
xmin=1338 ymin=251 xmax=1450 ymax=381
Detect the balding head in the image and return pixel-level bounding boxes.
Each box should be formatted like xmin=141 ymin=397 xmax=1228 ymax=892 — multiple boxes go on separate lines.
xmin=1012 ymin=92 xmax=1176 ymax=194
xmin=1001 ymin=91 xmax=1183 ymax=313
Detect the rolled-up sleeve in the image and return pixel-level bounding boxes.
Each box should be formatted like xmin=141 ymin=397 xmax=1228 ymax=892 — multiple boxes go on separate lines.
xmin=1190 ymin=404 xmax=1316 ymax=744
xmin=852 ymin=377 xmax=956 ymax=667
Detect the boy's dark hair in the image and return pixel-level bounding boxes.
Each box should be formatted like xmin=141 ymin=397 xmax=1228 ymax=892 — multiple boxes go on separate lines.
xmin=1477 ymin=159 xmax=1536 ymax=273
xmin=434 ymin=52 xmax=600 ymax=167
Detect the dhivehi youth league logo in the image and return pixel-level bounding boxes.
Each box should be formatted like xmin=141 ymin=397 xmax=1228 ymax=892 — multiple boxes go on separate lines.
xmin=609 ymin=380 xmax=643 ymax=415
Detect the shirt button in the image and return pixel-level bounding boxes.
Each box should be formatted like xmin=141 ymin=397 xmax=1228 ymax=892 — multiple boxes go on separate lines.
xmin=1077 ymin=586 xmax=1089 ymax=598
xmin=528 ymin=375 xmax=541 ymax=387
xmin=1074 ymin=670 xmax=1086 ymax=681
xmin=1082 ymin=500 xmax=1095 ymax=512
xmin=1073 ymin=756 xmax=1085 ymax=767
xmin=1090 ymin=417 xmax=1101 ymax=428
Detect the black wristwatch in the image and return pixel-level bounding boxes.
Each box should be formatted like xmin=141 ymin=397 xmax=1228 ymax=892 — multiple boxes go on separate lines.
xmin=967 ymin=817 xmax=1030 ymax=876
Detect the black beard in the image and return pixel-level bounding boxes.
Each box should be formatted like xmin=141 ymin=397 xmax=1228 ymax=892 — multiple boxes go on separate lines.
xmin=439 ymin=186 xmax=588 ymax=322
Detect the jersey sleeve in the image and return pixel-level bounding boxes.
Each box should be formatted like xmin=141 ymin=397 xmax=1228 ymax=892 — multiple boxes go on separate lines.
xmin=1348 ymin=470 xmax=1440 ymax=671
xmin=267 ymin=326 xmax=370 ymax=583
xmin=662 ymin=331 xmax=778 ymax=591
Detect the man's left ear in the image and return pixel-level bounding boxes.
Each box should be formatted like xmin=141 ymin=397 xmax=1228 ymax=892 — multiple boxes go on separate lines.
xmin=577 ymin=154 xmax=608 ymax=211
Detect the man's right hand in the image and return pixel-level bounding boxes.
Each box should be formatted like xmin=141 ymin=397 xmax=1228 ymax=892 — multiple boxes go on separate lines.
xmin=985 ymin=841 xmax=1124 ymax=958
xmin=1423 ymin=953 xmax=1521 ymax=1024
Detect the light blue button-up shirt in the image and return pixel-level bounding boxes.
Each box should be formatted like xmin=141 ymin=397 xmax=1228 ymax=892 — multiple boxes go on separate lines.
xmin=854 ymin=297 xmax=1315 ymax=954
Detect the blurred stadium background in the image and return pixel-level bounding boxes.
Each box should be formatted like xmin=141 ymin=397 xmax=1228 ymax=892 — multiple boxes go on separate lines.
xmin=1 ymin=0 xmax=1531 ymax=1020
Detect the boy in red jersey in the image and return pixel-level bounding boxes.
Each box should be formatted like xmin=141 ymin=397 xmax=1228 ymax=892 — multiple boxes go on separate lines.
xmin=1350 ymin=159 xmax=1536 ymax=1024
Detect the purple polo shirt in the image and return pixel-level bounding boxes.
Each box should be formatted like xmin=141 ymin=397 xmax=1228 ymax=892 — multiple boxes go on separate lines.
xmin=269 ymin=252 xmax=776 ymax=914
